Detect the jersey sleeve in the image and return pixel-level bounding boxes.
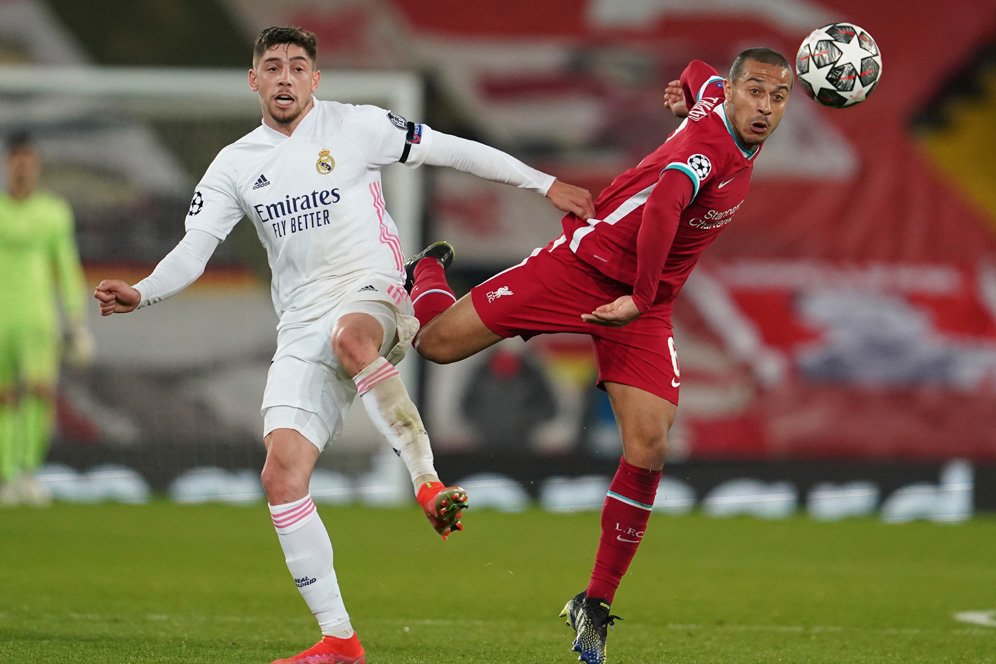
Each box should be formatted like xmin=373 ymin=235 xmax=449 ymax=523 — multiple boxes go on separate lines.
xmin=664 ymin=61 xmax=727 ymax=198
xmin=418 ymin=130 xmax=554 ymax=194
xmin=133 ymin=229 xmax=220 ymax=308
xmin=679 ymin=60 xmax=724 ymax=104
xmin=348 ymin=104 xmax=433 ymax=167
xmin=659 ymin=130 xmax=725 ymax=201
xmin=631 ymin=169 xmax=694 ymax=312
xmin=183 ymin=149 xmax=245 ymax=240
xmin=49 ymin=198 xmax=87 ymax=325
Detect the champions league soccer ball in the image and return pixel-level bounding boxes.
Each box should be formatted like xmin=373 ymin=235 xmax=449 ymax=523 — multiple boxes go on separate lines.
xmin=795 ymin=22 xmax=882 ymax=107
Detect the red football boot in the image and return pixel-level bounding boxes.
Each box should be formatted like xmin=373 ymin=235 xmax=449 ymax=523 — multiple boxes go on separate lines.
xmin=271 ymin=634 xmax=365 ymax=664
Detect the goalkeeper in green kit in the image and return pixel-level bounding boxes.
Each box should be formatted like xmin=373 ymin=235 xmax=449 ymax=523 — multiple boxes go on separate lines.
xmin=0 ymin=132 xmax=93 ymax=505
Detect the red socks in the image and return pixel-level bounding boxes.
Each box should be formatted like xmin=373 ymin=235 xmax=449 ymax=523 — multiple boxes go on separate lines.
xmin=586 ymin=457 xmax=662 ymax=605
xmin=410 ymin=258 xmax=457 ymax=329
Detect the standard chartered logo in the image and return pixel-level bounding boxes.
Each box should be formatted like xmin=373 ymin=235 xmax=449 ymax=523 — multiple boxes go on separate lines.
xmin=689 ymin=201 xmax=742 ymax=229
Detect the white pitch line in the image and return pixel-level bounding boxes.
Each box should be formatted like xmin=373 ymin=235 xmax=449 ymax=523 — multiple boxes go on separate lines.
xmin=954 ymin=610 xmax=996 ymax=628
xmin=2 ymin=612 xmax=993 ymax=635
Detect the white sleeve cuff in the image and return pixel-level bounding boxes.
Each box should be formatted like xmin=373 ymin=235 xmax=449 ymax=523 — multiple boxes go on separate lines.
xmin=133 ymin=229 xmax=220 ymax=308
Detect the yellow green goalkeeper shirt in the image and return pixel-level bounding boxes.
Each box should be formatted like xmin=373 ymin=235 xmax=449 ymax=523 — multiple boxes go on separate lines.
xmin=0 ymin=191 xmax=87 ymax=329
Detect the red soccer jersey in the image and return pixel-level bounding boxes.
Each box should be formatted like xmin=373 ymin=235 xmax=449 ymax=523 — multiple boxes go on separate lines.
xmin=561 ymin=60 xmax=762 ymax=315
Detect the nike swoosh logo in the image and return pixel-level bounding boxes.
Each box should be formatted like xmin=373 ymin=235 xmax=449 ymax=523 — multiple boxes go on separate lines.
xmin=672 ymin=378 xmax=680 ymax=388
xmin=718 ymin=177 xmax=735 ymax=188
xmin=616 ymin=536 xmax=641 ymax=544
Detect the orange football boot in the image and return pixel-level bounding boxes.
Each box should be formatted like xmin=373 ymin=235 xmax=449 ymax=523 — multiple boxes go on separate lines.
xmin=417 ymin=481 xmax=469 ymax=540
xmin=271 ymin=634 xmax=365 ymax=664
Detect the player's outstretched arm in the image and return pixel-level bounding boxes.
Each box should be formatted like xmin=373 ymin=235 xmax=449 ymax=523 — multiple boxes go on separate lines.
xmin=663 ymin=79 xmax=689 ymax=118
xmin=546 ymin=179 xmax=595 ymax=220
xmin=581 ymin=295 xmax=641 ymax=327
xmin=420 ymin=131 xmax=594 ymax=218
xmin=93 ymin=230 xmax=221 ymax=316
xmin=94 ymin=280 xmax=141 ymax=316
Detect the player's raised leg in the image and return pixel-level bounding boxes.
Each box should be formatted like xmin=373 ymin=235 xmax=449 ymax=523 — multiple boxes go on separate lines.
xmin=404 ymin=240 xmax=454 ymax=292
xmin=405 ymin=241 xmax=503 ymax=363
xmin=405 ymin=241 xmax=457 ymax=330
xmin=415 ymin=292 xmax=504 ymax=365
xmin=263 ymin=427 xmax=365 ymax=664
xmin=333 ymin=308 xmax=468 ymax=539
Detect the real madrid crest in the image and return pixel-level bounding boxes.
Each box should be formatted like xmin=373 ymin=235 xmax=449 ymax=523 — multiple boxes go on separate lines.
xmin=315 ymin=148 xmax=335 ymax=175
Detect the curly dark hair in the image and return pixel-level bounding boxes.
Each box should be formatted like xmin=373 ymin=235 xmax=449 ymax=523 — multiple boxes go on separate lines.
xmin=252 ymin=26 xmax=318 ymax=67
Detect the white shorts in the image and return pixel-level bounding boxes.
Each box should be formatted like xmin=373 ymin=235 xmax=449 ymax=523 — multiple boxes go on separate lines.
xmin=261 ymin=275 xmax=418 ymax=451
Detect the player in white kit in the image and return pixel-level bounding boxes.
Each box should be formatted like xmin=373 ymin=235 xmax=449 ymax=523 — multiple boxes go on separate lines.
xmin=93 ymin=26 xmax=594 ymax=664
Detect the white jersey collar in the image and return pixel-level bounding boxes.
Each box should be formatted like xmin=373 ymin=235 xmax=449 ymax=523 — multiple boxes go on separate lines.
xmin=259 ymin=95 xmax=321 ymax=140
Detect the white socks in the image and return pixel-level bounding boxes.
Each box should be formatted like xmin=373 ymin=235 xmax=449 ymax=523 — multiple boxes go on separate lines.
xmin=353 ymin=357 xmax=438 ymax=491
xmin=269 ymin=495 xmax=353 ymax=638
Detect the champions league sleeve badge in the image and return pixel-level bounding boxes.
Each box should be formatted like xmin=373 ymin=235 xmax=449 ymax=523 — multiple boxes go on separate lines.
xmin=315 ymin=148 xmax=335 ymax=175
xmin=686 ymin=154 xmax=712 ymax=180
xmin=188 ymin=190 xmax=204 ymax=216
xmin=387 ymin=111 xmax=408 ymax=130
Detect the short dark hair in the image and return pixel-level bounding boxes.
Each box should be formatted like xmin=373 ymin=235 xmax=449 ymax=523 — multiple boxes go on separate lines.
xmin=253 ymin=26 xmax=318 ymax=67
xmin=5 ymin=130 xmax=33 ymax=154
xmin=730 ymin=47 xmax=792 ymax=82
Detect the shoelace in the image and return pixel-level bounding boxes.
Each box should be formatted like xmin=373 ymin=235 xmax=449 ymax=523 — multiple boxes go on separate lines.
xmin=599 ymin=613 xmax=622 ymax=629
xmin=587 ymin=605 xmax=622 ymax=631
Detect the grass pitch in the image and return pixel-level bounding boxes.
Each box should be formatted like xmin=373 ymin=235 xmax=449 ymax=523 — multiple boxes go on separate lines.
xmin=1 ymin=502 xmax=993 ymax=663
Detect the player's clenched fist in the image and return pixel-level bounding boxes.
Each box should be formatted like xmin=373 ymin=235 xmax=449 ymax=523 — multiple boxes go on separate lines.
xmin=93 ymin=279 xmax=140 ymax=316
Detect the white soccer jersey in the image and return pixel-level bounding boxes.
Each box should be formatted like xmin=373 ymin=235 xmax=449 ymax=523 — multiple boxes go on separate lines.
xmin=185 ymin=99 xmax=432 ymax=326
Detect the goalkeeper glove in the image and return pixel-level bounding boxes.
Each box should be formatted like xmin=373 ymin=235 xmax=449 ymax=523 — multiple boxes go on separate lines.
xmin=64 ymin=324 xmax=95 ymax=368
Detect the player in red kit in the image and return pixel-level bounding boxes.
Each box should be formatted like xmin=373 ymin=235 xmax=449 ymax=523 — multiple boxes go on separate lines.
xmin=405 ymin=47 xmax=793 ymax=664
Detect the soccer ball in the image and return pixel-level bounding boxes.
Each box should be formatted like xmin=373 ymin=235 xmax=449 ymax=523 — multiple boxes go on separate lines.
xmin=795 ymin=22 xmax=882 ymax=107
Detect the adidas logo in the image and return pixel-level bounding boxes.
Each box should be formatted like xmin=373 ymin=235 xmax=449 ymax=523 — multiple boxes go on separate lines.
xmin=358 ymin=284 xmax=377 ymax=293
xmin=252 ymin=174 xmax=271 ymax=190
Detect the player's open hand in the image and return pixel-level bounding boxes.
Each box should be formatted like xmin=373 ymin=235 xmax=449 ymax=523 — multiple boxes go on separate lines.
xmin=94 ymin=279 xmax=141 ymax=316
xmin=546 ymin=179 xmax=595 ymax=220
xmin=664 ymin=79 xmax=689 ymax=118
xmin=582 ymin=295 xmax=641 ymax=327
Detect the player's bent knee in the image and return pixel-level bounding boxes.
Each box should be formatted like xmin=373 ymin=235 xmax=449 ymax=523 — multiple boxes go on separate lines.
xmin=260 ymin=462 xmax=309 ymax=504
xmin=330 ymin=326 xmax=381 ymax=376
xmin=623 ymin=433 xmax=669 ymax=470
xmin=261 ymin=429 xmax=318 ymax=503
xmin=416 ymin=339 xmax=467 ymax=365
xmin=413 ymin=326 xmax=448 ymax=363
xmin=415 ymin=323 xmax=493 ymax=365
xmin=414 ymin=336 xmax=454 ymax=364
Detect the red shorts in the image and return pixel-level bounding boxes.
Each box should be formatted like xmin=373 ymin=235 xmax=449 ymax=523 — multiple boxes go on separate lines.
xmin=470 ymin=240 xmax=681 ymax=404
